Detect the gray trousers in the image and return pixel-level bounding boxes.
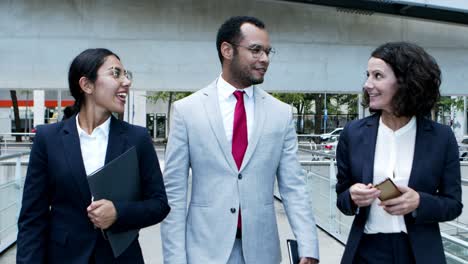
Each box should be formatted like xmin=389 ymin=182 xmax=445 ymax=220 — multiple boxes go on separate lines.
xmin=227 ymin=239 xmax=245 ymax=264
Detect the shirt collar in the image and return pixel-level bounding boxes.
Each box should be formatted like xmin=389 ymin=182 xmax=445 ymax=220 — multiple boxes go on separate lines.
xmin=217 ymin=74 xmax=254 ymax=100
xmin=76 ymin=114 xmax=111 ymax=138
xmin=379 ymin=116 xmax=416 ymax=136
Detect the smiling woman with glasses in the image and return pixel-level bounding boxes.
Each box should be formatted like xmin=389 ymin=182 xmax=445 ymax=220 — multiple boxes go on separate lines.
xmin=16 ymin=48 xmax=170 ymax=264
xmin=107 ymin=66 xmax=133 ymax=82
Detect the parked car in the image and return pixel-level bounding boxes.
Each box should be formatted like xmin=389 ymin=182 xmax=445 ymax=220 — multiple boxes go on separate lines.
xmin=319 ymin=127 xmax=343 ymax=142
xmin=324 ymin=139 xmax=338 ymax=153
xmin=29 ymin=127 xmax=37 ymax=142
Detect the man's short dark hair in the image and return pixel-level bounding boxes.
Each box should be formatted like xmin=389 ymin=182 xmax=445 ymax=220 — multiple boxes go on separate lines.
xmin=362 ymin=42 xmax=441 ymax=117
xmin=216 ymin=16 xmax=266 ymax=64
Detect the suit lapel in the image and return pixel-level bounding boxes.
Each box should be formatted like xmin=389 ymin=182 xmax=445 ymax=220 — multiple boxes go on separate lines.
xmin=61 ymin=115 xmax=92 ymax=205
xmin=104 ymin=116 xmax=128 ymax=164
xmin=61 ymin=115 xmax=128 ymax=205
xmin=362 ymin=114 xmax=380 ymax=184
xmin=408 ymin=117 xmax=432 ymax=188
xmin=202 ymin=81 xmax=239 ymax=173
xmin=239 ymin=86 xmax=266 ymax=172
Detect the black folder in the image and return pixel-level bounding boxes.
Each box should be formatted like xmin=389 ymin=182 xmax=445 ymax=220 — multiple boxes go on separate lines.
xmin=87 ymin=146 xmax=140 ymax=258
xmin=287 ymin=239 xmax=300 ymax=264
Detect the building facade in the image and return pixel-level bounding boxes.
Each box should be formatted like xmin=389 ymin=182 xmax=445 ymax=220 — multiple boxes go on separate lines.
xmin=1 ymin=0 xmax=467 ymax=137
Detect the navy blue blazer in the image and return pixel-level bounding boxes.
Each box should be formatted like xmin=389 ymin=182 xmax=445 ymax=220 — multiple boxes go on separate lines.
xmin=17 ymin=115 xmax=170 ymax=264
xmin=336 ymin=114 xmax=462 ymax=264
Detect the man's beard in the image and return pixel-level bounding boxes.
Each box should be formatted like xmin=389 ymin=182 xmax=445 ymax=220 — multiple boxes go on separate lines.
xmin=230 ymin=55 xmax=265 ymax=87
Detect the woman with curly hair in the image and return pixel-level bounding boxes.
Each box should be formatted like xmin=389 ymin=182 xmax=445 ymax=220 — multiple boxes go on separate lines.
xmin=336 ymin=42 xmax=462 ymax=264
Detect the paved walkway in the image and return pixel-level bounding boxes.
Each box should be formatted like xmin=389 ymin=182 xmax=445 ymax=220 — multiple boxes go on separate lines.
xmin=0 ymin=200 xmax=344 ymax=263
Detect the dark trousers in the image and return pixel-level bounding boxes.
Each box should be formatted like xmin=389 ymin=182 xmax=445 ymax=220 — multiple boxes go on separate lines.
xmin=354 ymin=233 xmax=415 ymax=264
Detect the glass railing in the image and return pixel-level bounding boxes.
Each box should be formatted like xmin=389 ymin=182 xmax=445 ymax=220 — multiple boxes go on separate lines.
xmin=2 ymin=143 xmax=468 ymax=263
xmin=299 ymin=157 xmax=468 ymax=263
xmin=0 ymin=152 xmax=29 ymax=253
xmin=0 ymin=134 xmax=34 ymax=157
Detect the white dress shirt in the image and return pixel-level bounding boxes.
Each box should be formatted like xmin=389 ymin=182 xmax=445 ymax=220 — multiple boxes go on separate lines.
xmin=76 ymin=114 xmax=111 ymax=176
xmin=217 ymin=75 xmax=255 ymax=143
xmin=364 ymin=116 xmax=416 ymax=234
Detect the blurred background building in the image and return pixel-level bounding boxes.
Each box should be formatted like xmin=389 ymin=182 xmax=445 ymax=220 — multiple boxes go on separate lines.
xmin=1 ymin=0 xmax=467 ymax=139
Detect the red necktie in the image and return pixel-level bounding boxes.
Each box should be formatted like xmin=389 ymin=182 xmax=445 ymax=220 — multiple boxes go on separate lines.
xmin=232 ymin=90 xmax=247 ymax=232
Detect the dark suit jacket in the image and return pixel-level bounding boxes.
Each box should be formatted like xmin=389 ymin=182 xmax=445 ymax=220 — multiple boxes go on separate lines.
xmin=17 ymin=114 xmax=170 ymax=264
xmin=336 ymin=114 xmax=463 ymax=264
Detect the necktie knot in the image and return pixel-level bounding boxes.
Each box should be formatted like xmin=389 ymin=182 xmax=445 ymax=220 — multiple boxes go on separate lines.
xmin=233 ymin=90 xmax=245 ymax=101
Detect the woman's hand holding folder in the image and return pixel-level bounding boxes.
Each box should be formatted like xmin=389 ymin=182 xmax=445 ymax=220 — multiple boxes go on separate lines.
xmin=87 ymin=199 xmax=117 ymax=229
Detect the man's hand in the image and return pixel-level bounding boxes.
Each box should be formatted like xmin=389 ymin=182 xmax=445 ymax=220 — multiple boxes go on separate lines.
xmin=379 ymin=186 xmax=420 ymax=215
xmin=87 ymin=199 xmax=117 ymax=229
xmin=299 ymin=257 xmax=319 ymax=264
xmin=350 ymin=183 xmax=380 ymax=207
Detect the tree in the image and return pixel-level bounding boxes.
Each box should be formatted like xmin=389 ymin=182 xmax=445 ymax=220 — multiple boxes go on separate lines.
xmin=333 ymin=94 xmax=358 ymax=115
xmin=433 ymin=96 xmax=464 ymax=123
xmin=272 ymin=93 xmax=359 ymax=134
xmin=312 ymin=94 xmax=323 ymax=134
xmin=10 ymin=90 xmax=22 ymax=142
xmin=271 ymin=93 xmax=314 ymax=133
xmin=146 ymin=91 xmax=192 ymax=135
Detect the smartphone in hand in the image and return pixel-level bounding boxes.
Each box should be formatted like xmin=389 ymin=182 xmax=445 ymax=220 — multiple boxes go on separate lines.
xmin=374 ymin=178 xmax=402 ymax=201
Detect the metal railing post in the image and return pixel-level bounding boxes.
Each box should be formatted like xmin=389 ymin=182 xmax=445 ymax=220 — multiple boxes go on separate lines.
xmin=329 ymin=158 xmax=337 ymax=233
xmin=15 ymin=156 xmax=22 ymax=219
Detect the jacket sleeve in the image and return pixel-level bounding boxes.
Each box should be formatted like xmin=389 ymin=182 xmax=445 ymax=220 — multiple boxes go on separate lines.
xmin=110 ymin=128 xmax=170 ymax=232
xmin=277 ymin=107 xmax=320 ymax=261
xmin=17 ymin=126 xmax=50 ymax=264
xmin=335 ymin=123 xmax=358 ymax=216
xmin=413 ymin=127 xmax=463 ymax=224
xmin=160 ymin=103 xmax=190 ymax=264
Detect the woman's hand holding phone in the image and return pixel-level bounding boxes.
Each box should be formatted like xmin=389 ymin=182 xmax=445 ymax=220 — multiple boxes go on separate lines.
xmin=378 ymin=185 xmax=420 ymax=216
xmin=350 ymin=183 xmax=381 ymax=207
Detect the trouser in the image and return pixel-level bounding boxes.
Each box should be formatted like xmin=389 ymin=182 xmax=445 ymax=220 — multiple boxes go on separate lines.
xmin=354 ymin=232 xmax=415 ymax=264
xmin=227 ymin=239 xmax=245 ymax=264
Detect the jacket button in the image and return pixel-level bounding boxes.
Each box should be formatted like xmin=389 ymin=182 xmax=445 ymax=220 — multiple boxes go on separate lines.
xmin=238 ymin=174 xmax=242 ymax=180
xmin=230 ymin=208 xmax=236 ymax=213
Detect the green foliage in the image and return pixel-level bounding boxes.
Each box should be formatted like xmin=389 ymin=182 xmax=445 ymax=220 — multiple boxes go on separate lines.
xmin=146 ymin=91 xmax=192 ymax=137
xmin=334 ymin=94 xmax=358 ymax=115
xmin=271 ymin=92 xmax=359 ymax=134
xmin=146 ymin=91 xmax=192 ymax=103
xmin=437 ymin=96 xmax=463 ymax=113
xmin=271 ymin=92 xmax=358 ymax=115
xmin=271 ymin=93 xmax=314 ymax=115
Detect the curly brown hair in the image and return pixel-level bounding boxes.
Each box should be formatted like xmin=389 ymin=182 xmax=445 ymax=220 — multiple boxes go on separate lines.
xmin=362 ymin=42 xmax=441 ymax=117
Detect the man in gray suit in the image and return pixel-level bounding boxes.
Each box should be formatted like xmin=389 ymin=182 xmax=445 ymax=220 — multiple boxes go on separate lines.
xmin=161 ymin=16 xmax=319 ymax=264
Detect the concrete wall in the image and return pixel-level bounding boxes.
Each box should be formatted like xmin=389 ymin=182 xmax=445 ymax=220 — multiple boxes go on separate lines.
xmin=399 ymin=0 xmax=468 ymax=11
xmin=33 ymin=90 xmax=45 ymax=127
xmin=0 ymin=109 xmax=11 ymax=135
xmin=1 ymin=0 xmax=467 ymax=95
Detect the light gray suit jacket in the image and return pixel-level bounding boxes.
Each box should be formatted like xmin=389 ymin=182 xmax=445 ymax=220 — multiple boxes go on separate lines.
xmin=161 ymin=80 xmax=319 ymax=264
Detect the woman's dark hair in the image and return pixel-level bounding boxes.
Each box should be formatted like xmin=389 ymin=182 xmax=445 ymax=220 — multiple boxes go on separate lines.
xmin=62 ymin=105 xmax=74 ymax=121
xmin=216 ymin=16 xmax=265 ymax=64
xmin=362 ymin=42 xmax=441 ymax=117
xmin=68 ymin=48 xmax=120 ymax=115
